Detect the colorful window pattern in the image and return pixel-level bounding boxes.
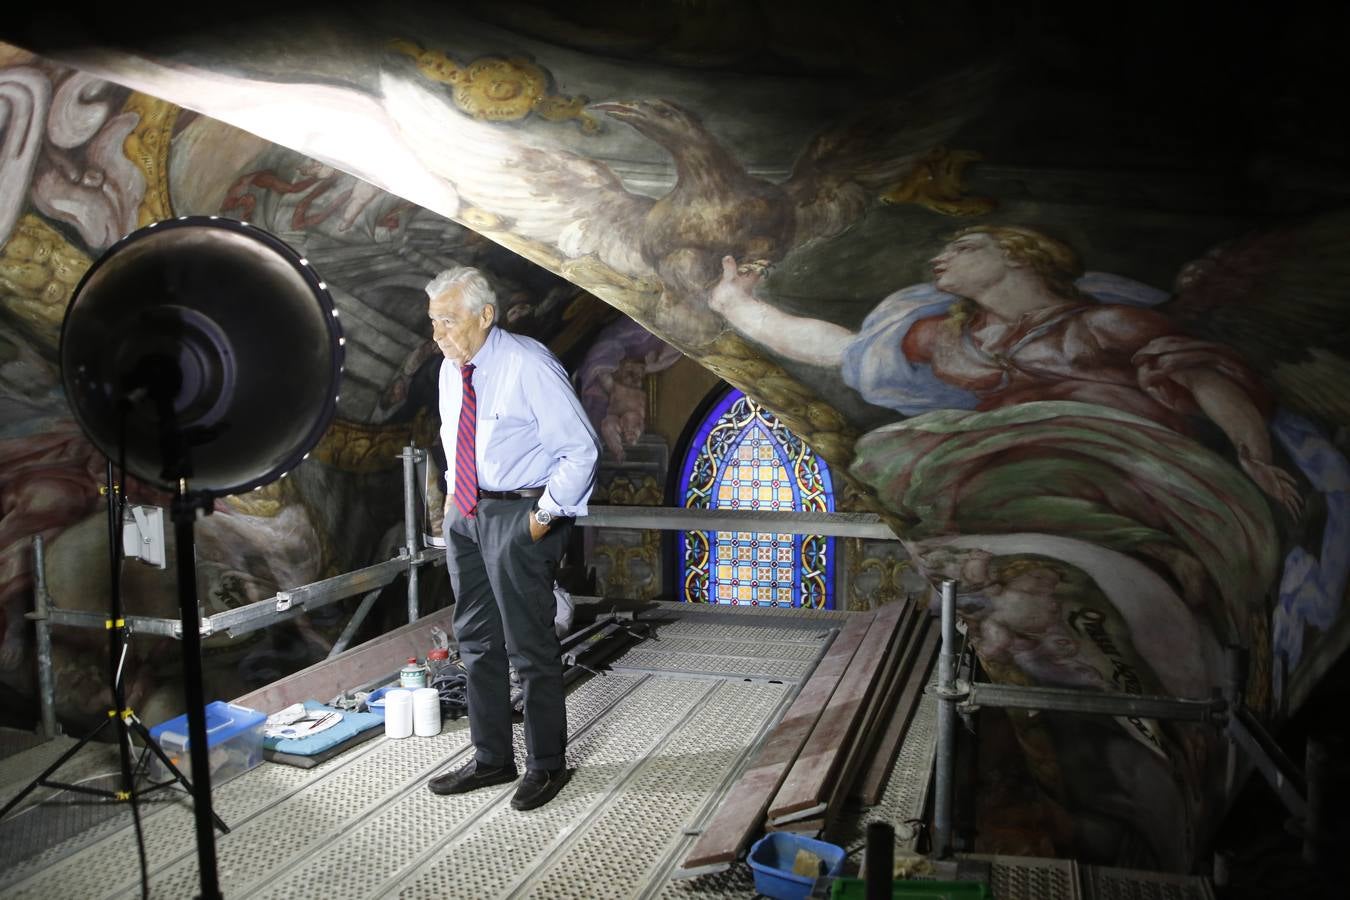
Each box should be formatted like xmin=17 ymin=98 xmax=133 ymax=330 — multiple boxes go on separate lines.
xmin=677 ymin=389 xmax=835 ymax=609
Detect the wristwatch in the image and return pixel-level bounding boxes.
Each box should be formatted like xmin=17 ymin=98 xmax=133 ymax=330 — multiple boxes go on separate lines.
xmin=532 ymin=506 xmax=554 ymax=527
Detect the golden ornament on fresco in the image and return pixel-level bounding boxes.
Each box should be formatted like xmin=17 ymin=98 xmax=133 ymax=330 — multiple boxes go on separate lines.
xmin=120 ymin=92 xmax=179 ymax=226
xmin=560 ymin=256 xmax=661 ymax=308
xmin=804 ymin=401 xmax=846 ymax=432
xmin=220 ymin=477 xmax=297 ymax=517
xmin=801 ymin=431 xmax=856 ymax=470
xmin=602 ymin=474 xmax=663 ymax=507
xmin=881 ymin=146 xmax=995 ymax=217
xmin=458 ymin=206 xmax=506 ymax=232
xmin=308 ymin=410 xmax=438 ymax=474
xmin=0 ymin=214 xmax=92 ymax=350
xmin=390 ymin=39 xmax=598 ymax=132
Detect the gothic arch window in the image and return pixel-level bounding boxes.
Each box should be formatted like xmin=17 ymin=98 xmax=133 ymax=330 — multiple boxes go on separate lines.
xmin=676 ymin=387 xmax=836 ymax=609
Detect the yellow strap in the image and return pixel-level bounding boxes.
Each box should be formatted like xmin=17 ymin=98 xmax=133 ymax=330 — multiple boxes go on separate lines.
xmin=114 ymin=791 xmax=131 ymax=801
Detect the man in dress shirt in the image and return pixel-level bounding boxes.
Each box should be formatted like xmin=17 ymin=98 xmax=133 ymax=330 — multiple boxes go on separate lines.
xmin=423 ymin=266 xmax=600 ymax=811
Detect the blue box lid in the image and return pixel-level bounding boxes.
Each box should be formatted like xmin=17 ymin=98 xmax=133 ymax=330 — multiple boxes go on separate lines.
xmin=149 ymin=701 xmax=266 ymax=749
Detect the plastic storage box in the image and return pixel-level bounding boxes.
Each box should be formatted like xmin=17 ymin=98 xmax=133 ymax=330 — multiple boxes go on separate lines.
xmin=747 ymin=832 xmax=847 ymax=900
xmin=148 ymin=701 xmax=267 ymax=785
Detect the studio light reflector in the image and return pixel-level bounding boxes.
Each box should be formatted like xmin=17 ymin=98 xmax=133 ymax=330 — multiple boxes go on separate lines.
xmin=60 ymin=216 xmax=344 ymax=497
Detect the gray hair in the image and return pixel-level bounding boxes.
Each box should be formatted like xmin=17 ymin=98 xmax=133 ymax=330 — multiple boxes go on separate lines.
xmin=425 ymin=266 xmax=499 ymax=317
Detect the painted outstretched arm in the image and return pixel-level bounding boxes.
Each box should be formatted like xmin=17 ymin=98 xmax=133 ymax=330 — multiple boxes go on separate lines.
xmin=1173 ymin=368 xmax=1303 ymax=519
xmin=709 ymin=256 xmax=855 ymax=367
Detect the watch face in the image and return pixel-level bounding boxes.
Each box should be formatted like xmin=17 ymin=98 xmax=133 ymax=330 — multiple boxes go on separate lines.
xmin=534 ymin=509 xmax=553 ymax=525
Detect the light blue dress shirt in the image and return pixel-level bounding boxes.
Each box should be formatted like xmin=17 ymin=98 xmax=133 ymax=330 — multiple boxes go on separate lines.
xmin=438 ymin=326 xmax=600 ymax=518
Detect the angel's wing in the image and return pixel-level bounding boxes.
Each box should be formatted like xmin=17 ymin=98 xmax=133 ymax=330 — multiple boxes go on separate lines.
xmin=782 ymin=63 xmax=998 ymax=244
xmin=1163 ymin=209 xmax=1350 ymax=431
xmin=379 ymin=72 xmax=652 ymax=278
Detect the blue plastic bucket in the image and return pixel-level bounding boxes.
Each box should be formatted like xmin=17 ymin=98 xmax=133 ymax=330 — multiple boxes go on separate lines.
xmin=747 ymin=832 xmax=846 ymax=900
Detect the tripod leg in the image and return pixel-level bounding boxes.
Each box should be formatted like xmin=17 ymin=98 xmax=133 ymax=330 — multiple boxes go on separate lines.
xmin=0 ymin=716 xmax=113 ymax=820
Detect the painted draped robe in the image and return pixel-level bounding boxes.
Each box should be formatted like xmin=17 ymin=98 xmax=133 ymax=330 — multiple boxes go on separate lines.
xmin=840 ymin=276 xmax=1281 ymax=651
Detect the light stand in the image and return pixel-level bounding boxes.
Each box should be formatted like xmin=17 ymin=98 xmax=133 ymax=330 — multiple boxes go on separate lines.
xmin=47 ymin=215 xmax=344 ymax=900
xmin=0 ymin=459 xmax=229 ymax=868
xmin=171 ymin=481 xmax=225 ymax=900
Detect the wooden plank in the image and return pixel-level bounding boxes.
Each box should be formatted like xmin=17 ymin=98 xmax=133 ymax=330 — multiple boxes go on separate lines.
xmin=854 ymin=622 xmax=940 ymax=806
xmin=675 ymin=612 xmax=875 ymax=874
xmin=842 ymin=607 xmax=929 ymax=800
xmin=767 ymin=601 xmax=909 ymax=823
xmin=818 ymin=602 xmax=922 ymax=830
xmin=231 ymin=604 xmax=457 ymax=712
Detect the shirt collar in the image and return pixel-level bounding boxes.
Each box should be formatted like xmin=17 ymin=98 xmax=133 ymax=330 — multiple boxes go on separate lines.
xmin=463 ymin=325 xmax=500 ymax=368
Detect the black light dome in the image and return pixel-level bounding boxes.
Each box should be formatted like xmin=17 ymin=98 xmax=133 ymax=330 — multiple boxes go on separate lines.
xmin=60 ymin=216 xmax=344 ymax=497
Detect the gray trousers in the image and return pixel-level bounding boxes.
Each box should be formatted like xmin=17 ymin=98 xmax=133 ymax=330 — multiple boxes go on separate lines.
xmin=444 ymin=497 xmax=570 ymax=771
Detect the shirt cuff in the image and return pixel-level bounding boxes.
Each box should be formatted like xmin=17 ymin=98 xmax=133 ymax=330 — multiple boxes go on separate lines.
xmin=538 ymin=488 xmax=587 ymax=519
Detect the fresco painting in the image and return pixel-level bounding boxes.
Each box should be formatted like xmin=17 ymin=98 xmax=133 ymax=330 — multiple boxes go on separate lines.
xmin=0 ymin=52 xmax=596 ymax=728
xmin=578 ymin=316 xmax=681 ymax=463
xmin=0 ymin=1 xmax=1346 ymax=874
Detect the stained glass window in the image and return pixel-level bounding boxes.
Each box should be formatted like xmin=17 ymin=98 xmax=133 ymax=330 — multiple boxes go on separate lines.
xmin=677 ymin=388 xmax=835 ymax=609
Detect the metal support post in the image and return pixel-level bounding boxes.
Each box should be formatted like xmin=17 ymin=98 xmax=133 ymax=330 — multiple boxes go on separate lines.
xmin=933 ymin=577 xmax=958 ymax=858
xmin=1304 ymin=736 xmax=1329 ymax=865
xmin=327 ymin=587 xmax=384 ymax=659
xmin=1228 ymin=705 xmax=1307 ymax=821
xmin=401 ymin=445 xmax=423 ymax=624
xmin=32 ymin=535 xmax=58 ymax=739
xmin=1222 ymin=646 xmax=1243 ymax=808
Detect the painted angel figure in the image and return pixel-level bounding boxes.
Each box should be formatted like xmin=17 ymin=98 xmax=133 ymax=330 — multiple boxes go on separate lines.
xmin=712 ymin=222 xmax=1348 ymax=653
xmin=710 ymin=219 xmax=1350 ymax=867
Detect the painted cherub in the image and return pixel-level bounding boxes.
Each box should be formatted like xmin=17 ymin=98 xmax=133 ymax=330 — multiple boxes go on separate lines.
xmin=598 ymin=356 xmax=648 ymax=462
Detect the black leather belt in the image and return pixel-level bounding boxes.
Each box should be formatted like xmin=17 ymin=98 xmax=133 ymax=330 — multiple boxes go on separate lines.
xmin=477 ymin=487 xmax=544 ymax=501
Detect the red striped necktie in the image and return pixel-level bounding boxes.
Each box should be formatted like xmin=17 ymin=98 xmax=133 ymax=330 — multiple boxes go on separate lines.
xmin=453 ymin=363 xmax=478 ymax=518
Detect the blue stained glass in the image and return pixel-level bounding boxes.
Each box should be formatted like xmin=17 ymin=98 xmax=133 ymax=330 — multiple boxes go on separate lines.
xmin=677 ymin=389 xmax=835 ymax=609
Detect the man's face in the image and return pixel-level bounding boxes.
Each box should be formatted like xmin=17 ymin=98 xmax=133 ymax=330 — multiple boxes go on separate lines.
xmin=428 ymin=287 xmax=493 ymax=362
xmin=930 ymin=233 xmax=1011 ymax=298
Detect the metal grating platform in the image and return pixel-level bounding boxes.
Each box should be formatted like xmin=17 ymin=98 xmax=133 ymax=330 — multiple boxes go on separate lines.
xmin=968 ymin=854 xmax=1082 ymax=900
xmin=0 ymin=606 xmax=833 ymax=899
xmin=0 ymin=603 xmax=1215 ymax=899
xmin=1080 ymin=864 xmax=1217 ymax=900
xmin=606 ymin=617 xmax=835 ymax=682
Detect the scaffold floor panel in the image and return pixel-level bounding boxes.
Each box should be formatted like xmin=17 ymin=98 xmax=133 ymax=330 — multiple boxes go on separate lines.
xmin=0 ymin=603 xmax=1216 ymax=899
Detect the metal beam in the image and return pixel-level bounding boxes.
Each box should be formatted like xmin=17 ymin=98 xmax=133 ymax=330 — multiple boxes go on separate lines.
xmin=1228 ymin=705 xmax=1307 ymax=820
xmin=583 ymin=505 xmax=896 ymax=539
xmin=959 ymin=681 xmax=1227 ymax=723
xmin=204 ymin=549 xmax=445 ymax=637
xmin=46 ymin=607 xmax=182 ymax=638
xmin=42 ymin=548 xmax=446 ymax=640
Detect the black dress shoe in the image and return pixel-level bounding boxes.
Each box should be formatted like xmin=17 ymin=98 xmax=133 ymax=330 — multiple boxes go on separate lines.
xmin=510 ymin=766 xmax=572 ymax=811
xmin=428 ymin=760 xmax=518 ymax=795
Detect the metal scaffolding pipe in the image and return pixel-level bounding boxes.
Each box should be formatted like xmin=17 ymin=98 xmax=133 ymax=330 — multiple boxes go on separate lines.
xmin=32 ymin=535 xmax=57 ymax=739
xmin=327 ymin=587 xmax=384 ymax=659
xmin=961 ymin=682 xmax=1225 ymax=722
xmin=1228 ymin=705 xmax=1307 ymax=821
xmin=401 ymin=446 xmax=423 ymax=624
xmin=933 ymin=577 xmax=958 ymax=859
xmin=1304 ymin=736 xmax=1329 ymax=865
